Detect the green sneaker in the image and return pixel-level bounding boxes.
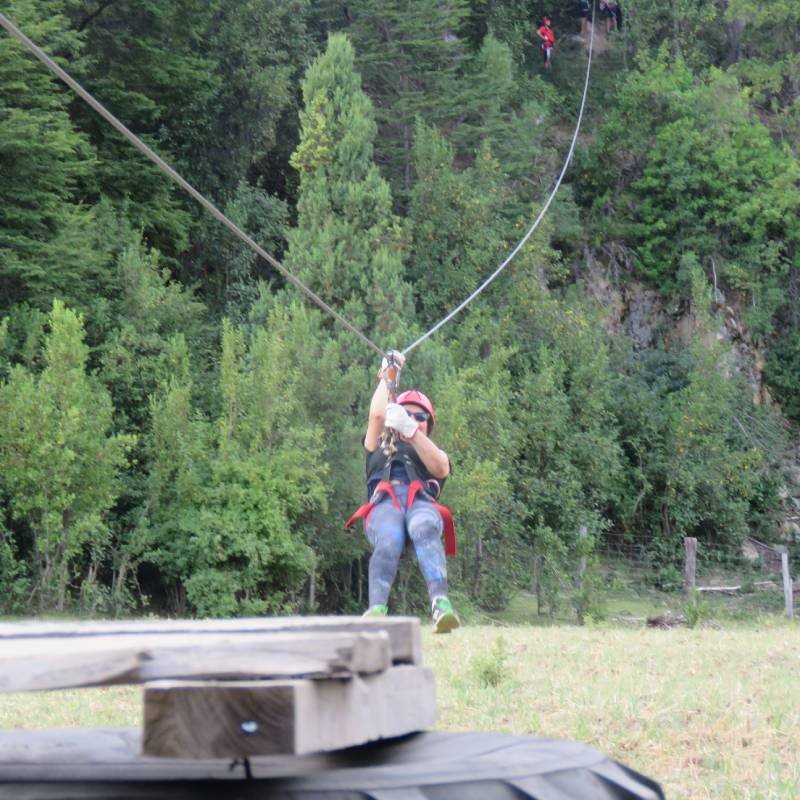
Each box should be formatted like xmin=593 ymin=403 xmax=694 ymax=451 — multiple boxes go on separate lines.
xmin=432 ymin=596 xmax=460 ymax=634
xmin=362 ymin=604 xmax=389 ymax=618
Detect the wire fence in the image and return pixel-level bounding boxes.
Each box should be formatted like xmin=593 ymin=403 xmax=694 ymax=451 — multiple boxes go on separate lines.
xmin=599 ymin=536 xmax=791 ymax=583
xmin=594 ymin=535 xmax=796 ymax=622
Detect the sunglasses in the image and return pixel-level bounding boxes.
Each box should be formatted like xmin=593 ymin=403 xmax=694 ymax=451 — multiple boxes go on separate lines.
xmin=408 ymin=411 xmax=431 ymax=422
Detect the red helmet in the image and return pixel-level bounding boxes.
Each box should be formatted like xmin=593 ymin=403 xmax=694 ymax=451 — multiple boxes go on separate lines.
xmin=397 ymin=389 xmax=436 ymax=428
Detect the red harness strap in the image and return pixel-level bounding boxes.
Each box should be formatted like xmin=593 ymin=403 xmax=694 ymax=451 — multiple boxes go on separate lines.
xmin=345 ymin=480 xmax=457 ymax=557
xmin=345 ymin=480 xmax=399 ymax=530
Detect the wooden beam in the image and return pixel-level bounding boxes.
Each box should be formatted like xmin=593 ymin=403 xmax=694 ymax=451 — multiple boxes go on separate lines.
xmin=0 ymin=617 xmax=420 ymax=666
xmin=142 ymin=665 xmax=436 ymax=758
xmin=0 ymin=630 xmax=394 ymax=693
xmin=696 ymin=585 xmax=741 ymax=594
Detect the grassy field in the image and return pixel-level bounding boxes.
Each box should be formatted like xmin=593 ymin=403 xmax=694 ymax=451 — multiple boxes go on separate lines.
xmin=428 ymin=621 xmax=800 ymax=800
xmin=1 ymin=617 xmax=798 ymax=799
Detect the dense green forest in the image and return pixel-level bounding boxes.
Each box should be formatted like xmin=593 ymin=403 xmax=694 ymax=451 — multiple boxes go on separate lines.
xmin=1 ymin=0 xmax=798 ymax=619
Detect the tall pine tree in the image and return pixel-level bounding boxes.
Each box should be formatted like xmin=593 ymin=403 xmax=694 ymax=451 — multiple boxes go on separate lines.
xmin=0 ymin=0 xmax=108 ymax=312
xmin=347 ymin=0 xmax=470 ymax=198
xmin=285 ymin=32 xmax=412 ymax=346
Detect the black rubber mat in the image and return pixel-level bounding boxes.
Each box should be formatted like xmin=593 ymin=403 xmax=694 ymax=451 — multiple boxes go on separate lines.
xmin=0 ymin=729 xmax=664 ymax=799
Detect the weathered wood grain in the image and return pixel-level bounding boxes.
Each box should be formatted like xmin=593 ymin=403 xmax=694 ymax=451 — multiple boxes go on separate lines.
xmin=142 ymin=665 xmax=437 ymax=758
xmin=0 ymin=615 xmax=421 ymax=667
xmin=0 ymin=630 xmax=394 ymax=693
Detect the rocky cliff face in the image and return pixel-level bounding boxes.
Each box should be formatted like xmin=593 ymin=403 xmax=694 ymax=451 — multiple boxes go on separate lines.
xmin=584 ymin=261 xmax=800 ymax=546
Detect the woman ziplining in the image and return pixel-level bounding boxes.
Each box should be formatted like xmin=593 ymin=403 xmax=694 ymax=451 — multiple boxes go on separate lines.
xmin=345 ymin=352 xmax=460 ymax=633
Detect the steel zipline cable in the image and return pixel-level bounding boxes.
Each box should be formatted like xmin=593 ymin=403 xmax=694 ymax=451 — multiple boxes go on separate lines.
xmin=401 ymin=6 xmax=596 ymax=356
xmin=1 ymin=9 xmax=595 ymax=361
xmin=0 ymin=12 xmax=385 ymax=357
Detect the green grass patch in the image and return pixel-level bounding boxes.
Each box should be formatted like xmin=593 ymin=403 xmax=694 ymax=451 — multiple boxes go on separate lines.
xmin=0 ymin=687 xmax=141 ymax=729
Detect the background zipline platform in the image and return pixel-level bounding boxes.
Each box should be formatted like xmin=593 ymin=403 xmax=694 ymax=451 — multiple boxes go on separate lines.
xmin=0 ymin=616 xmax=432 ymax=759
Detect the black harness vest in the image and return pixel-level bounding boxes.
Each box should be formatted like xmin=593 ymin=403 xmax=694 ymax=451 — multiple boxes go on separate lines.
xmin=365 ymin=441 xmax=447 ymax=500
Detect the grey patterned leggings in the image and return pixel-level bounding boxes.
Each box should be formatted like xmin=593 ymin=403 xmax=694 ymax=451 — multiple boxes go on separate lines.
xmin=365 ymin=483 xmax=448 ymax=608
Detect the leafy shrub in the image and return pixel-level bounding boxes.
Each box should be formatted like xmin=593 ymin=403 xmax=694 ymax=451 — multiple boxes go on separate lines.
xmin=684 ymin=591 xmax=712 ymax=628
xmin=651 ymin=564 xmax=684 ymax=593
xmin=471 ymin=636 xmax=511 ymax=688
xmin=765 ymin=327 xmax=800 ymax=423
xmin=0 ymin=529 xmax=30 ymax=615
xmin=575 ymin=568 xmax=609 ymax=625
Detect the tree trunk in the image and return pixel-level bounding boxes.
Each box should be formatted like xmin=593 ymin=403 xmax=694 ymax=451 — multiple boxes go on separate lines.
xmin=671 ymin=0 xmax=681 ymax=60
xmin=57 ymin=560 xmax=69 ymax=612
xmin=402 ymin=108 xmax=411 ymax=197
xmin=112 ymin=556 xmax=129 ymax=613
xmin=473 ymin=536 xmax=483 ymax=599
xmin=307 ymin=563 xmax=316 ymax=611
xmin=660 ymin=502 xmax=672 ymax=539
xmin=534 ymin=554 xmax=544 ymax=615
xmin=724 ymin=18 xmax=746 ymax=66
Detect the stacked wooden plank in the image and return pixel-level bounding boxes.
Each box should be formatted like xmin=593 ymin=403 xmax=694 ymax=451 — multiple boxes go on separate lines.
xmin=0 ymin=616 xmax=435 ymax=759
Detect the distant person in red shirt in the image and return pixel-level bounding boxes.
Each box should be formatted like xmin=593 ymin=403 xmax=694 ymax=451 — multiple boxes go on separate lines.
xmin=537 ymin=15 xmax=556 ymax=69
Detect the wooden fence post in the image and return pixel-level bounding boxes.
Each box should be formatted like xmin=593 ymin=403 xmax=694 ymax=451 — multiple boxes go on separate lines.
xmin=575 ymin=526 xmax=588 ymax=626
xmin=533 ymin=554 xmax=544 ymax=616
xmin=779 ymin=547 xmax=794 ymax=620
xmin=683 ymin=537 xmax=697 ymax=597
